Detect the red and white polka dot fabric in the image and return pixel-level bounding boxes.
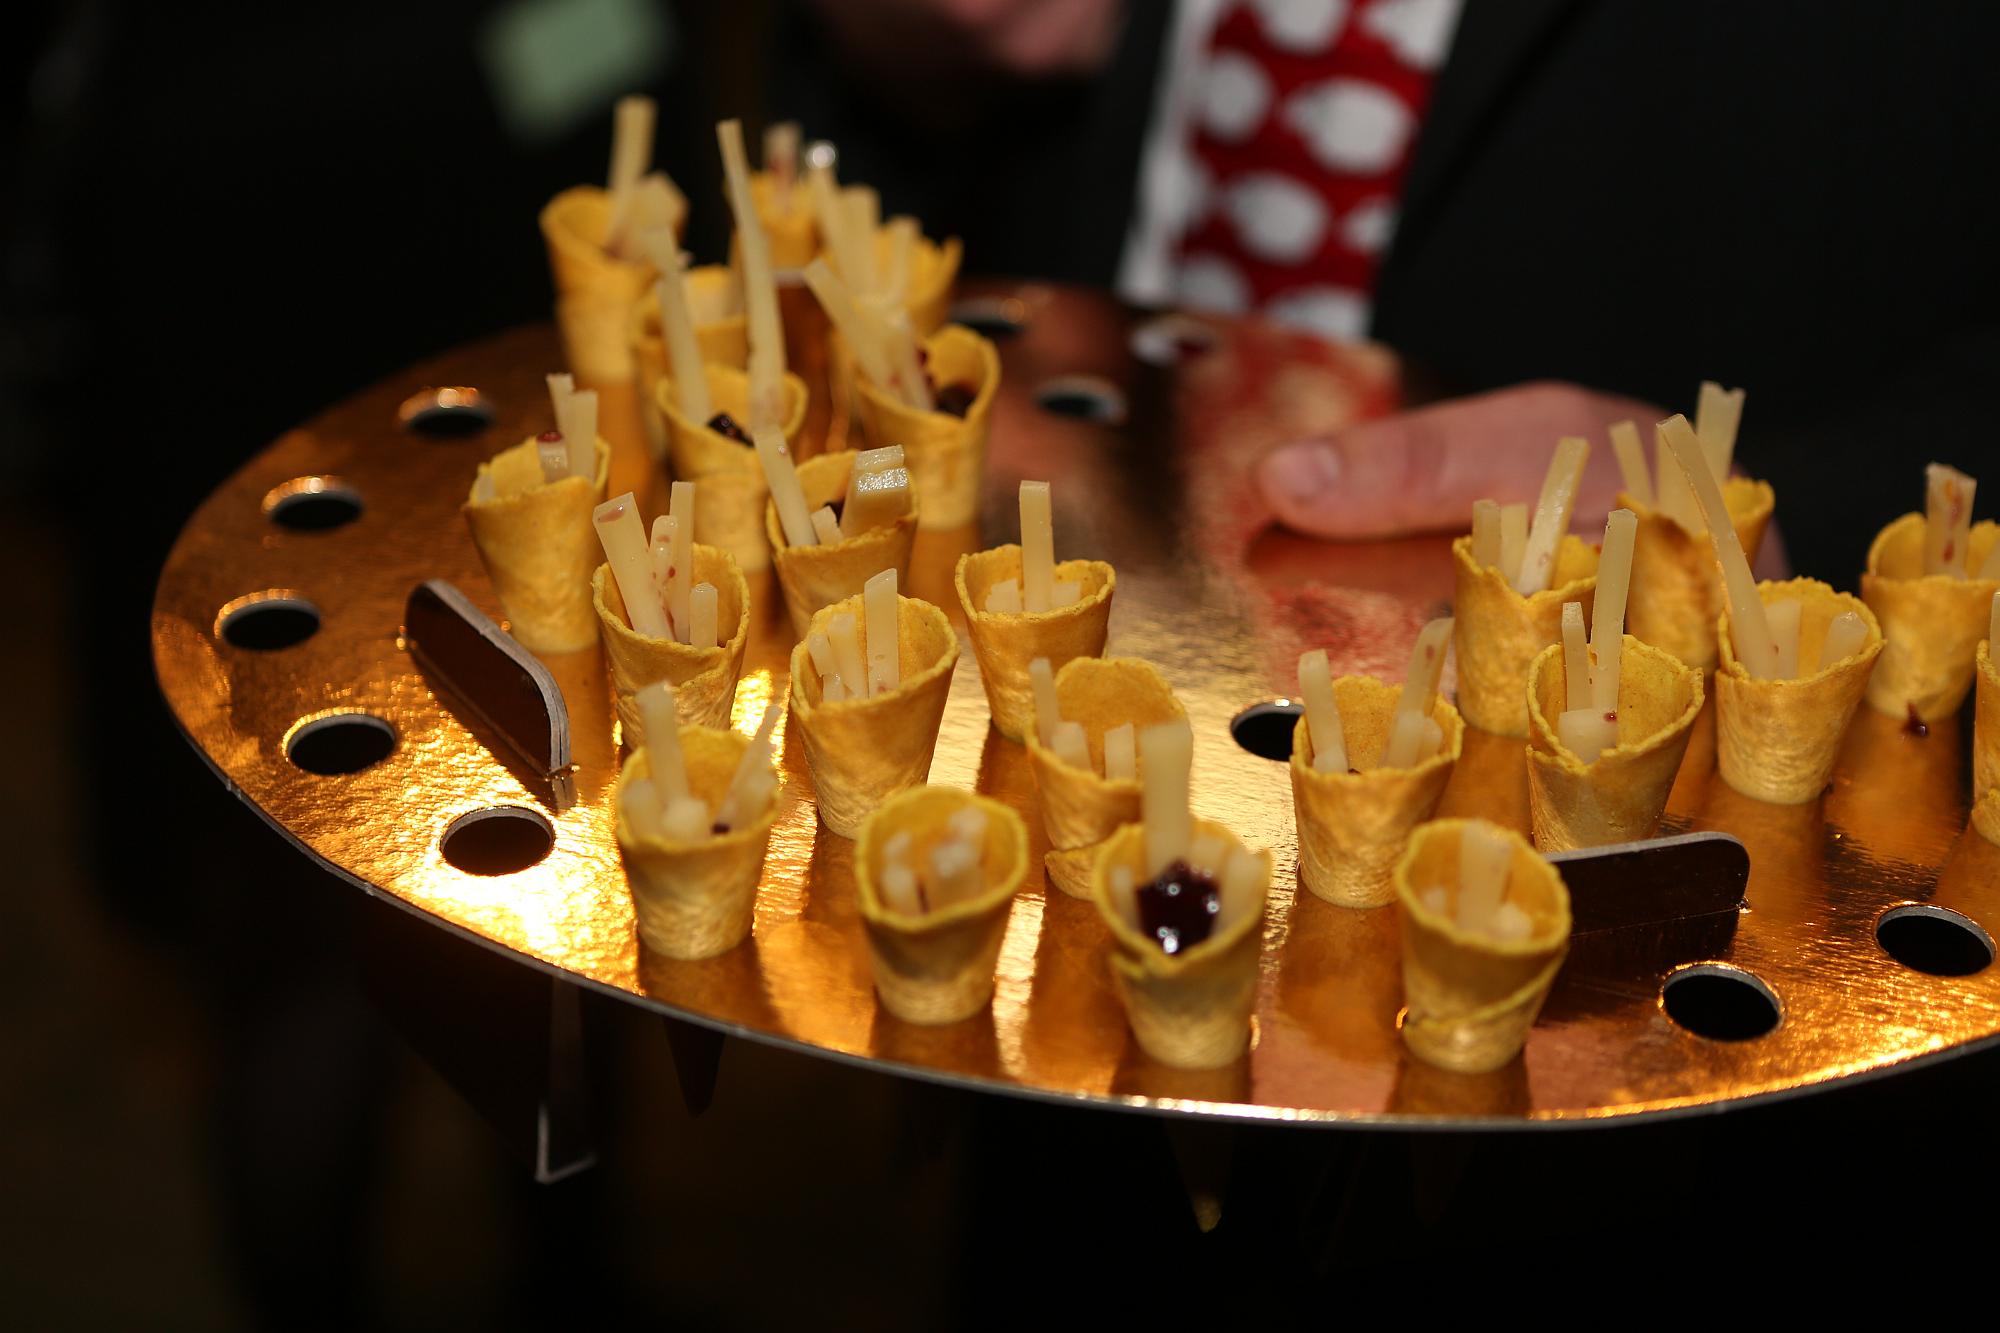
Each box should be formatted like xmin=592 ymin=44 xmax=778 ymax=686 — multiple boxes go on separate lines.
xmin=1176 ymin=0 xmax=1461 ymax=341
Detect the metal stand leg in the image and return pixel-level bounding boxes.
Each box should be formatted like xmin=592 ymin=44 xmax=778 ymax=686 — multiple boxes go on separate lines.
xmin=356 ymin=894 xmax=598 ymax=1181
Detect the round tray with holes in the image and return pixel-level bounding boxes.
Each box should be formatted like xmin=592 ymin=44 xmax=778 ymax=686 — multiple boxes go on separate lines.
xmin=151 ymin=286 xmax=2000 ymax=1126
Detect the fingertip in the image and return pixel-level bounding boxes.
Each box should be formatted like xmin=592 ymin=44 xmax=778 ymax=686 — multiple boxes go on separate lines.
xmin=1257 ymin=442 xmax=1346 ymax=536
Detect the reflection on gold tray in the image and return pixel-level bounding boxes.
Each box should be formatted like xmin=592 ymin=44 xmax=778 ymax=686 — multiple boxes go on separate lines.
xmin=152 ymin=290 xmax=2000 ymax=1124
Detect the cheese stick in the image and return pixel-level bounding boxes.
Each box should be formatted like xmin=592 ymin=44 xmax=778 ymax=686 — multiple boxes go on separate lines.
xmin=594 ymin=493 xmax=673 ymax=639
xmin=714 ymin=702 xmax=783 ymax=831
xmin=841 ymin=452 xmax=912 ymax=538
xmin=1380 ymin=617 xmax=1453 ymax=768
xmin=1609 ymin=421 xmax=1652 ymax=507
xmin=1051 ymin=721 xmax=1091 ymax=772
xmin=1818 ymin=610 xmax=1871 ymax=671
xmin=689 ymin=583 xmax=718 ymax=650
xmin=1653 ymin=420 xmax=1704 ymax=534
xmin=807 ymin=628 xmax=847 ymax=701
xmin=880 ymin=309 xmax=935 ymax=412
xmin=1498 ymin=503 xmax=1529 ymax=585
xmin=1661 ymin=415 xmax=1779 ymax=677
xmin=763 ymin=121 xmax=800 ymax=196
xmin=1298 ymin=648 xmax=1348 ymax=774
xmin=1557 ymin=708 xmax=1616 ymax=765
xmin=807 ymin=152 xmax=869 ymax=292
xmin=717 ymin=119 xmax=786 ymax=428
xmin=1512 ymin=437 xmax=1590 ymax=596
xmin=1140 ymin=718 xmax=1194 ymax=879
xmin=665 ymin=480 xmax=695 ymax=640
xmin=537 ymin=436 xmax=569 ymax=483
xmin=640 ymin=232 xmax=715 ymax=423
xmin=1029 ymin=656 xmax=1062 ymax=746
xmin=828 ymin=611 xmax=869 ymax=699
xmin=880 ymin=830 xmax=923 ymax=915
xmin=810 ymin=506 xmax=844 ymax=545
xmin=1766 ymin=598 xmax=1803 ymax=679
xmin=1589 ymin=508 xmax=1639 ymax=712
xmin=864 ymin=568 xmax=900 ymax=695
xmin=1695 ymin=381 xmax=1746 ymax=480
xmin=1020 ymin=481 xmax=1056 ymax=613
xmin=1456 ymin=822 xmax=1512 ymax=933
xmin=1561 ymin=602 xmax=1592 ymax=712
xmin=884 ymin=216 xmax=916 ymax=303
xmin=1471 ymin=499 xmax=1502 ymax=569
xmin=985 ymin=580 xmax=1022 ymax=614
xmin=603 ymin=95 xmax=656 ymax=259
xmin=637 ymin=681 xmax=693 ymax=806
xmin=1924 ymin=463 xmax=1976 ymax=577
xmin=1104 ymin=723 xmax=1138 ymax=781
xmin=801 ymin=258 xmax=895 ymax=389
xmin=753 ymin=425 xmax=818 ymax=549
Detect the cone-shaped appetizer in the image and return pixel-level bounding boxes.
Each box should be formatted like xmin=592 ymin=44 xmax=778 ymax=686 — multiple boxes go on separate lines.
xmin=630 ymin=257 xmax=747 ymax=463
xmin=1092 ymin=718 xmax=1272 ymax=1069
xmin=765 ymin=445 xmax=918 ymax=637
xmin=788 ymin=584 xmax=959 ymax=837
xmin=1607 ymin=384 xmax=1776 ymax=671
xmin=1024 ymin=656 xmax=1187 ymax=898
xmin=955 ymin=480 xmax=1115 ymax=741
xmin=855 ymin=786 xmax=1029 ymax=1023
xmin=540 ymin=96 xmax=684 ymax=386
xmin=838 ymin=308 xmax=999 ymax=530
xmin=1290 ymin=621 xmax=1466 ymax=906
xmin=591 ymin=484 xmax=749 ymax=739
xmin=1454 ymin=436 xmax=1601 ymax=735
xmin=655 ymin=363 xmax=810 ymax=572
xmin=463 ymin=377 xmax=612 ymax=653
xmin=1525 ymin=507 xmax=1703 ymax=848
xmin=1860 ymin=464 xmax=2000 ymax=723
xmin=615 ymin=685 xmax=781 ymax=959
xmin=1396 ymin=818 xmax=1571 ymax=1074
xmin=1977 ymin=595 xmax=1999 ymax=805
xmin=1713 ymin=579 xmax=1883 ymax=804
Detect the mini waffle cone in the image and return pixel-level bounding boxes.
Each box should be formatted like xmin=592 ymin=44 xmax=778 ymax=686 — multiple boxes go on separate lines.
xmin=1975 ymin=788 xmax=2000 ymax=848
xmin=893 ymin=233 xmax=963 ymax=336
xmin=1976 ymin=642 xmax=1998 ymax=805
xmin=765 ymin=451 xmax=919 ymax=637
xmin=1290 ymin=677 xmax=1465 ymax=906
xmin=1861 ymin=513 xmax=2000 ymax=722
xmin=789 ymin=593 xmax=959 ymax=837
xmin=749 ymin=172 xmax=819 ymax=270
xmin=1395 ymin=819 xmax=1571 ymax=1074
xmin=1714 ymin=578 xmax=1883 ymax=804
xmin=540 ymin=186 xmax=662 ymax=385
xmin=1025 ymin=657 xmax=1186 ymax=898
xmin=1092 ymin=819 xmax=1272 ymax=1069
xmin=1620 ymin=478 xmax=1775 ymax=671
xmin=615 ymin=728 xmax=777 ymax=960
xmin=852 ymin=324 xmax=997 ymax=529
xmin=591 ymin=546 xmax=749 ymax=740
xmin=657 ymin=364 xmax=809 ymax=572
xmin=462 ymin=436 xmax=612 ymax=654
xmin=1526 ymin=635 xmax=1703 ymax=848
xmin=855 ymin=786 xmax=1028 ymax=1023
xmin=629 ymin=268 xmax=749 ymax=465
xmin=955 ymin=545 xmax=1116 ymax=741
xmin=1450 ymin=534 xmax=1600 ymax=737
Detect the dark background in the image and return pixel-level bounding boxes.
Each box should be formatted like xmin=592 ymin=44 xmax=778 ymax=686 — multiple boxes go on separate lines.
xmin=4 ymin=1 xmax=1998 ymax=1325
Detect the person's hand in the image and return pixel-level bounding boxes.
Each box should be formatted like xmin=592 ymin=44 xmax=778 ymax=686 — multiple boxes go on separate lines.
xmin=1256 ymin=382 xmax=1664 ymax=540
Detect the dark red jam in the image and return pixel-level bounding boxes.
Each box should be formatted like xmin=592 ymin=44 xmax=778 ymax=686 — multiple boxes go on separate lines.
xmin=1904 ymin=703 xmax=1929 ymax=738
xmin=1136 ymin=860 xmax=1221 ymax=956
xmin=538 ymin=429 xmax=564 ymax=443
xmin=707 ymin=411 xmax=752 ymax=444
xmin=933 ymin=382 xmax=977 ymax=418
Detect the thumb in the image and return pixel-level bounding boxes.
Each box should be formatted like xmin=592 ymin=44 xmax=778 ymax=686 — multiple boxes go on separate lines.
xmin=1256 ymin=383 xmax=1648 ymax=539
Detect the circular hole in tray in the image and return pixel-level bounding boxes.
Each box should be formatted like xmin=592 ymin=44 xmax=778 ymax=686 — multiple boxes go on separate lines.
xmin=1876 ymin=905 xmax=1995 ymax=977
xmin=441 ymin=806 xmax=555 ymax=876
xmin=264 ymin=477 xmax=364 ymax=531
xmin=399 ymin=386 xmax=493 ymax=437
xmin=1033 ymin=375 xmax=1128 ymax=426
xmin=1230 ymin=699 xmax=1300 ymax=762
xmin=1129 ymin=314 xmax=1219 ymax=366
xmin=285 ymin=712 xmax=397 ymax=776
xmin=948 ymin=295 xmax=1027 ymax=339
xmin=1661 ymin=963 xmax=1781 ymax=1042
xmin=216 ymin=591 xmax=321 ymax=651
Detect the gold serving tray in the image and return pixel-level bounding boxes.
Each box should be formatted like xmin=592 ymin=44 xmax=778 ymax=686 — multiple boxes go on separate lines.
xmin=152 ymin=290 xmax=2000 ymax=1125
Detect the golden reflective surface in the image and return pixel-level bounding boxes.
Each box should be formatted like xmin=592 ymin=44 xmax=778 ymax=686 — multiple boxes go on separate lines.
xmin=153 ymin=294 xmax=2000 ymax=1124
